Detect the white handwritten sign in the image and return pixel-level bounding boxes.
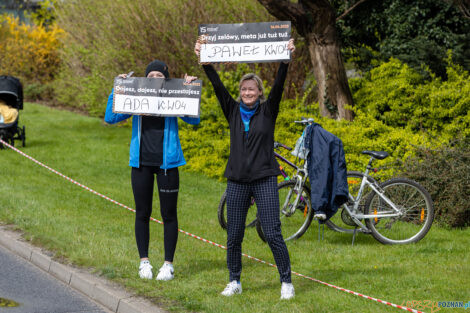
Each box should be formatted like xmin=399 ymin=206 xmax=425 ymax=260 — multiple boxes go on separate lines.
xmin=113 ymin=77 xmax=201 ymax=117
xmin=198 ymin=21 xmax=291 ymax=63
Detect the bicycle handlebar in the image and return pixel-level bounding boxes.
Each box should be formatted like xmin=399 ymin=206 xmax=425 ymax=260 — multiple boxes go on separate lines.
xmin=274 ymin=141 xmax=292 ymax=151
xmin=294 ymin=117 xmax=314 ymax=125
xmin=274 ymin=118 xmax=314 ymax=153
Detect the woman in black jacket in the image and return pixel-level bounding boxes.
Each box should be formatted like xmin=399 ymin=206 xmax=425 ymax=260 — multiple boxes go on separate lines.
xmin=194 ymin=38 xmax=296 ymax=299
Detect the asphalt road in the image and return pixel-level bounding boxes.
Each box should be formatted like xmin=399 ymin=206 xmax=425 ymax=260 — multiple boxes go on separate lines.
xmin=0 ymin=244 xmax=110 ymax=313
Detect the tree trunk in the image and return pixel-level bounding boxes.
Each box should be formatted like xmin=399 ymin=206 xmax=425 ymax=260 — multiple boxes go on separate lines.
xmin=257 ymin=0 xmax=354 ymax=121
xmin=306 ymin=32 xmax=354 ymax=120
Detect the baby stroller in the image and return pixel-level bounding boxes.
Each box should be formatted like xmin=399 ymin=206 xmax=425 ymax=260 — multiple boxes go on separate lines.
xmin=0 ymin=76 xmax=25 ymax=149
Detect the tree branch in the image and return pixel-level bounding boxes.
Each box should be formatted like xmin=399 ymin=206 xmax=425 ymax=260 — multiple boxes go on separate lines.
xmin=300 ymin=0 xmax=334 ymax=13
xmin=256 ymin=0 xmax=308 ymax=34
xmin=256 ymin=0 xmax=305 ymax=20
xmin=448 ymin=0 xmax=470 ymax=18
xmin=336 ymin=0 xmax=369 ymax=21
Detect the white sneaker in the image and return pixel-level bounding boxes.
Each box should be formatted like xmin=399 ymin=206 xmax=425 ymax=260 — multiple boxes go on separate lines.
xmin=314 ymin=213 xmax=327 ymax=220
xmin=280 ymin=282 xmax=295 ymax=300
xmin=156 ymin=263 xmax=174 ymax=281
xmin=221 ymin=281 xmax=242 ymax=296
xmin=138 ymin=261 xmax=153 ymax=279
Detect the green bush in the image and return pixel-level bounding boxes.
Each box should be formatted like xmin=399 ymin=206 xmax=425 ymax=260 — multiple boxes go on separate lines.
xmin=350 ymin=56 xmax=470 ymax=140
xmin=397 ymin=139 xmax=470 ymax=228
xmin=337 ymin=0 xmax=470 ymax=78
xmin=315 ymin=110 xmax=439 ymax=180
xmin=23 ymin=82 xmax=55 ymax=101
xmin=419 ymin=57 xmax=470 ymax=138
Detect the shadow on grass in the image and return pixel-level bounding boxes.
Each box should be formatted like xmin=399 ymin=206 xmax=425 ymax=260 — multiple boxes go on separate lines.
xmin=316 ymin=232 xmax=383 ymax=246
xmin=18 ymin=138 xmax=54 ymax=149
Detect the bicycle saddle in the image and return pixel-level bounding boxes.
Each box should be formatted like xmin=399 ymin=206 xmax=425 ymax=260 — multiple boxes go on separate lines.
xmin=361 ymin=150 xmax=389 ymax=160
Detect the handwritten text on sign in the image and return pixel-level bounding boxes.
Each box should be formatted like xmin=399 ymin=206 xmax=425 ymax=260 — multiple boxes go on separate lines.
xmin=198 ymin=21 xmax=291 ymax=63
xmin=113 ymin=77 xmax=201 ymax=117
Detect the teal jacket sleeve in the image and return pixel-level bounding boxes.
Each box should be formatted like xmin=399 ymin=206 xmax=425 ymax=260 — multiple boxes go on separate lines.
xmin=180 ymin=116 xmax=200 ymax=125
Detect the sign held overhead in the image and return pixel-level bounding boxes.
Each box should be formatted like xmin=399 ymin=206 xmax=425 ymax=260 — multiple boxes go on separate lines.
xmin=198 ymin=21 xmax=291 ymax=63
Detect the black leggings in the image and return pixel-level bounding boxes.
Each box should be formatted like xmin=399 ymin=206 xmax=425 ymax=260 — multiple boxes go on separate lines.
xmin=131 ymin=166 xmax=179 ymax=262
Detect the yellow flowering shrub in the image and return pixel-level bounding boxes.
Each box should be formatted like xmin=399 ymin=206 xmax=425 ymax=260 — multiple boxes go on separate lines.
xmin=0 ymin=14 xmax=64 ymax=99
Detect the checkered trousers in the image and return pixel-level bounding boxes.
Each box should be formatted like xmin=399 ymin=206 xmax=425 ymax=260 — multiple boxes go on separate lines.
xmin=226 ymin=176 xmax=292 ymax=283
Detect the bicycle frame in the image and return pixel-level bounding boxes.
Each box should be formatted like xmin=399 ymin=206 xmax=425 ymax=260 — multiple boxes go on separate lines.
xmin=274 ymin=144 xmax=310 ymax=217
xmin=282 ymin=161 xmax=309 ymax=216
xmin=278 ymin=119 xmax=312 ymax=216
xmin=342 ymin=158 xmax=406 ymax=230
xmin=275 ymin=150 xmax=297 ymax=180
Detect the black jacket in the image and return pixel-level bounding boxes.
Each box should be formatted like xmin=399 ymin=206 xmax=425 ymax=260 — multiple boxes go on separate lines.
xmin=203 ymin=63 xmax=289 ymax=182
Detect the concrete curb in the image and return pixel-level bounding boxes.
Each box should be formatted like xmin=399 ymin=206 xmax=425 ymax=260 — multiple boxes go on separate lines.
xmin=0 ymin=225 xmax=167 ymax=313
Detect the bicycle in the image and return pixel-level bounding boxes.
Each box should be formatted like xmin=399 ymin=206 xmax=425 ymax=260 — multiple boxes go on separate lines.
xmin=254 ymin=118 xmax=435 ymax=244
xmin=326 ymin=150 xmax=435 ymax=244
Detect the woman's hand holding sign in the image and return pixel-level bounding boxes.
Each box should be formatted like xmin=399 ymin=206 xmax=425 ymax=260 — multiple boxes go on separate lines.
xmin=183 ymin=73 xmax=198 ymax=85
xmin=117 ymin=71 xmax=134 ymax=79
xmin=194 ymin=35 xmax=208 ymax=61
xmin=283 ymin=38 xmax=295 ymax=63
xmin=194 ymin=41 xmax=201 ymax=58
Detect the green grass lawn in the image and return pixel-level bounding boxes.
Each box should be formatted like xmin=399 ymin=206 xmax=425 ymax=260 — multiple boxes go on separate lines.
xmin=1 ymin=103 xmax=469 ymax=313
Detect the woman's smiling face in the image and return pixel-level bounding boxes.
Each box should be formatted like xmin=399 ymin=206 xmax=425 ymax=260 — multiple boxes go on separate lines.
xmin=240 ymin=79 xmax=262 ymax=107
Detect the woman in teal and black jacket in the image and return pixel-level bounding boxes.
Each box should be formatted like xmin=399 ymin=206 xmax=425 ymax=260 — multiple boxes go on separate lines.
xmin=105 ymin=59 xmax=199 ymax=282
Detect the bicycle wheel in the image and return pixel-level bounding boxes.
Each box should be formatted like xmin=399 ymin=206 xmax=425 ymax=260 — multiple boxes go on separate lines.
xmin=256 ymin=180 xmax=314 ymax=242
xmin=325 ymin=171 xmax=376 ymax=234
xmin=217 ymin=191 xmax=258 ymax=230
xmin=364 ymin=178 xmax=434 ymax=244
